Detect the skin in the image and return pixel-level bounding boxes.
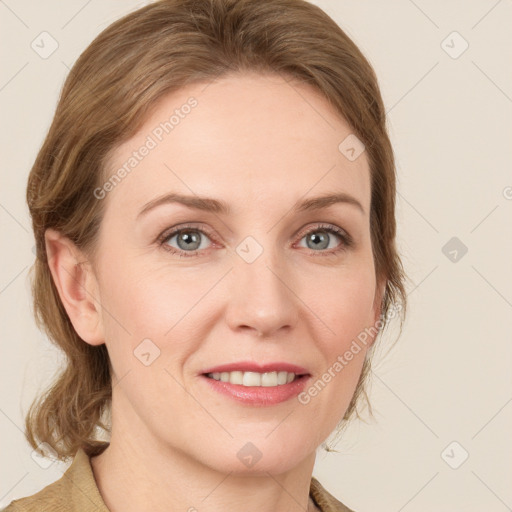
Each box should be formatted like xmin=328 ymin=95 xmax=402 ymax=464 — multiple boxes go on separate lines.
xmin=46 ymin=72 xmax=385 ymax=512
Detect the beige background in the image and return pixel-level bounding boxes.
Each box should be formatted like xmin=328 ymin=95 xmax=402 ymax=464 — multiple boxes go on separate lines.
xmin=1 ymin=1 xmax=511 ymax=510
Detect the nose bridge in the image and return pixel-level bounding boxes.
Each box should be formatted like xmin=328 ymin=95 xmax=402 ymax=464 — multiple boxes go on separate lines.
xmin=225 ymin=237 xmax=298 ymax=337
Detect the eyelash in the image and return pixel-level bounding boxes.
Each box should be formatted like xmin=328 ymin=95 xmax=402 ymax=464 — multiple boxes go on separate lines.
xmin=157 ymin=222 xmax=353 ymax=258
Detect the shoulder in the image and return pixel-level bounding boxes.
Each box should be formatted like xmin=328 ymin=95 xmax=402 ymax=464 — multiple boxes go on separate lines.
xmin=310 ymin=476 xmax=357 ymax=512
xmin=2 ymin=471 xmax=72 ymax=512
xmin=2 ymin=448 xmax=109 ymax=512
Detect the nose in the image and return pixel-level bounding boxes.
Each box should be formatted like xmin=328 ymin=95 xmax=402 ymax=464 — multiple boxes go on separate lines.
xmin=224 ymin=248 xmax=299 ymax=339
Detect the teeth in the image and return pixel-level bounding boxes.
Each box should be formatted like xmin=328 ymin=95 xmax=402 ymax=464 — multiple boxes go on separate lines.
xmin=207 ymin=370 xmax=298 ymax=387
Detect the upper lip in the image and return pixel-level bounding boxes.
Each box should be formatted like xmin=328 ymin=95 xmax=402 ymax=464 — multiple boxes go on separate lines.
xmin=201 ymin=361 xmax=310 ymax=375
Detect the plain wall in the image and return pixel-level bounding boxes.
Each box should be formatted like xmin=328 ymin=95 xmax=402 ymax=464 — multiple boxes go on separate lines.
xmin=1 ymin=1 xmax=511 ymax=510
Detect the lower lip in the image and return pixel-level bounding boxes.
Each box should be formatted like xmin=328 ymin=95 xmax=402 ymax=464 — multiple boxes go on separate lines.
xmin=200 ymin=374 xmax=311 ymax=406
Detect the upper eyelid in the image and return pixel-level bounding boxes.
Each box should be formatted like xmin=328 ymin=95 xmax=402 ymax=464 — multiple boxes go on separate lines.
xmin=159 ymin=222 xmax=350 ymax=247
xmin=159 ymin=223 xmax=217 ymax=243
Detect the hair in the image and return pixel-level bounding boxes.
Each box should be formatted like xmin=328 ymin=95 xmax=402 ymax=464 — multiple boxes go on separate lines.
xmin=25 ymin=0 xmax=408 ymax=461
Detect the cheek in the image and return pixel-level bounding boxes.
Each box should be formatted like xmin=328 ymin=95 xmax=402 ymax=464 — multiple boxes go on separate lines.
xmin=303 ymin=262 xmax=377 ymax=347
xmin=296 ymin=265 xmax=376 ymax=417
xmin=99 ymin=258 xmax=201 ymax=336
xmin=96 ymin=259 xmax=218 ymax=380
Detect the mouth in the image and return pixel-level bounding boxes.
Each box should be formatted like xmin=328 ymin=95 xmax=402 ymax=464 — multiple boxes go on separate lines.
xmin=199 ymin=362 xmax=311 ymax=406
xmin=204 ymin=370 xmax=306 ymax=387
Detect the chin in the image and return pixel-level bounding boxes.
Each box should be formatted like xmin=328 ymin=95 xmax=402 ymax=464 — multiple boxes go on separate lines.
xmin=193 ymin=435 xmax=317 ymax=476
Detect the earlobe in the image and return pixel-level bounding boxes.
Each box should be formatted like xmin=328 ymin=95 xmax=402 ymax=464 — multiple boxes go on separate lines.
xmin=44 ymin=228 xmax=104 ymax=346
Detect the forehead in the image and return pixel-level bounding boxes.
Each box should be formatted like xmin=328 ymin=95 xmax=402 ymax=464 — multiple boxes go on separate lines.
xmin=102 ymin=72 xmax=371 ymax=218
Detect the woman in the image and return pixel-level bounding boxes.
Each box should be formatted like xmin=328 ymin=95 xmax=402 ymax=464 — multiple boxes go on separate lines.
xmin=5 ymin=0 xmax=407 ymax=510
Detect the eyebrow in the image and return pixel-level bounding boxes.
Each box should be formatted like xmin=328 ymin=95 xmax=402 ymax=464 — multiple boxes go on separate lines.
xmin=137 ymin=191 xmax=365 ymax=219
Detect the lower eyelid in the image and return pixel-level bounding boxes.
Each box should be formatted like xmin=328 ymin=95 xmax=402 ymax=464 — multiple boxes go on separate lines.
xmin=297 ymin=228 xmax=350 ymax=251
xmin=160 ymin=224 xmax=351 ymax=255
xmin=160 ymin=228 xmax=214 ymax=252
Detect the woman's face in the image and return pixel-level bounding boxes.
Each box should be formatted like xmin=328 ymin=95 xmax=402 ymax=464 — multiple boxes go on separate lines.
xmin=87 ymin=72 xmax=383 ymax=473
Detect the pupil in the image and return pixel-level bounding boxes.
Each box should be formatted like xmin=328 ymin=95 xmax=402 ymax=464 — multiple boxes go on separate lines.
xmin=179 ymin=230 xmax=200 ymax=250
xmin=308 ymin=231 xmax=328 ymax=250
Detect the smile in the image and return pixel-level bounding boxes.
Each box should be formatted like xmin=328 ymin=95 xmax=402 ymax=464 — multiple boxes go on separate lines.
xmin=206 ymin=370 xmax=297 ymax=387
xmin=200 ymin=365 xmax=311 ymax=406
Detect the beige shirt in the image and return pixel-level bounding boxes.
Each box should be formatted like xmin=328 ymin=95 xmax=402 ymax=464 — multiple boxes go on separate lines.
xmin=4 ymin=448 xmax=355 ymax=512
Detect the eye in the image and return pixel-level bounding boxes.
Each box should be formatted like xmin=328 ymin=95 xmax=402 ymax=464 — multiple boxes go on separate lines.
xmin=158 ymin=222 xmax=353 ymax=258
xmin=158 ymin=224 xmax=214 ymax=257
xmin=295 ymin=223 xmax=352 ymax=255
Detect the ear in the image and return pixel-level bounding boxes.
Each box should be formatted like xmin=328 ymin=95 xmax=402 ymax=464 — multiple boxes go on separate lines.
xmin=44 ymin=228 xmax=104 ymax=346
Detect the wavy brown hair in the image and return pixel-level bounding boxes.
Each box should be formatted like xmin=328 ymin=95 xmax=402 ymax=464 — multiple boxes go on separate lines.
xmin=25 ymin=0 xmax=408 ymax=461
